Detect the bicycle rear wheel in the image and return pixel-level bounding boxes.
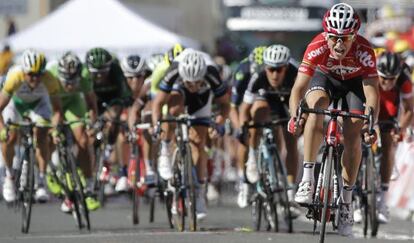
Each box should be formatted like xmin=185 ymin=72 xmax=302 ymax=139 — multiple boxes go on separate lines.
xmin=319 ymin=146 xmax=334 ymax=243
xmin=185 ymin=144 xmax=197 ymax=232
xmin=21 ymin=149 xmax=35 ymax=234
xmin=366 ymin=148 xmax=378 ymax=237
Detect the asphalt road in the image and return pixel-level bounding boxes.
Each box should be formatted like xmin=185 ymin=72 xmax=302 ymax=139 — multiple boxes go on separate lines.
xmin=0 ymin=189 xmax=413 ymax=243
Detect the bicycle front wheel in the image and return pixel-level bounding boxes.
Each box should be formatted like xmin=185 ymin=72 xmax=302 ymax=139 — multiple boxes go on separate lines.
xmin=319 ymin=146 xmax=334 ymax=243
xmin=273 ymin=149 xmax=293 ymax=233
xmin=366 ymin=147 xmax=378 ymax=237
xmin=185 ymin=144 xmax=197 ymax=232
xmin=21 ymin=149 xmax=35 ymax=234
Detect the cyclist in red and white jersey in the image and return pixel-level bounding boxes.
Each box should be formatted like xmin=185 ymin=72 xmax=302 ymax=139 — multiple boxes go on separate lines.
xmin=288 ymin=3 xmax=379 ymax=237
xmin=373 ymin=51 xmax=412 ymax=224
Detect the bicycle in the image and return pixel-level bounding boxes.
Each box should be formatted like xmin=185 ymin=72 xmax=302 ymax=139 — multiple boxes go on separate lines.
xmin=296 ymin=99 xmax=374 ymax=243
xmin=7 ymin=117 xmax=45 ymax=233
xmin=355 ymin=119 xmax=399 ymax=237
xmin=48 ymin=120 xmax=91 ymax=230
xmin=157 ymin=114 xmax=206 ymax=232
xmin=92 ymin=99 xmax=130 ymax=206
xmin=126 ymin=122 xmax=157 ymax=225
xmin=246 ymin=118 xmax=293 ymax=233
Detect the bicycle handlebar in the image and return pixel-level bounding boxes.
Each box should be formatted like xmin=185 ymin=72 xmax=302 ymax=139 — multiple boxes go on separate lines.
xmin=296 ymin=100 xmax=374 ymax=132
xmin=246 ymin=118 xmax=290 ymax=129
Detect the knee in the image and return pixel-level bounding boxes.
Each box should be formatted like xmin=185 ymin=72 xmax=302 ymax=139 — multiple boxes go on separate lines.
xmin=251 ymin=101 xmax=270 ymax=122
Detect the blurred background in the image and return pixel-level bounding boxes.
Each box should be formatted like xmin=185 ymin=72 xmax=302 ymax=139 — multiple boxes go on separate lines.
xmin=1 ymin=0 xmax=414 ymax=63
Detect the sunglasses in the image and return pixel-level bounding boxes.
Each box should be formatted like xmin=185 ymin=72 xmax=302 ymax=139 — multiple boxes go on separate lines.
xmin=266 ymin=66 xmax=285 ymax=73
xmin=27 ymin=72 xmax=41 ymax=77
xmin=327 ymin=34 xmax=354 ymax=43
xmin=125 ymin=73 xmax=145 ymax=79
xmin=379 ymin=75 xmax=398 ymax=80
xmin=183 ymin=81 xmax=203 ymax=88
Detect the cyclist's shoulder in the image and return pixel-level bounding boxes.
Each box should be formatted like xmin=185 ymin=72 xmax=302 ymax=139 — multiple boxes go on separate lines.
xmin=306 ymin=33 xmax=327 ymax=47
xmin=354 ymin=35 xmax=375 ymax=51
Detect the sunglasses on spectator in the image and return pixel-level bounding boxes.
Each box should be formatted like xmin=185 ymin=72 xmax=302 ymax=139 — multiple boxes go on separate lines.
xmin=327 ymin=34 xmax=354 ymax=43
xmin=266 ymin=66 xmax=285 ymax=73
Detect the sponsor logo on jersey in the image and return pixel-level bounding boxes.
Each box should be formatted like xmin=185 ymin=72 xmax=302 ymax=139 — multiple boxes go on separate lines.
xmin=307 ymin=45 xmax=328 ymax=60
xmin=329 ymin=65 xmax=361 ymax=76
xmin=356 ymin=50 xmax=375 ymax=68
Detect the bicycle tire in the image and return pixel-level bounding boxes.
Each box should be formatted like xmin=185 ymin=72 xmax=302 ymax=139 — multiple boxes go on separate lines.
xmin=94 ymin=146 xmax=106 ymax=207
xmin=264 ymin=199 xmax=278 ymax=232
xmin=171 ymin=149 xmax=185 ymax=232
xmin=251 ymin=195 xmax=262 ymax=231
xmin=21 ymin=149 xmax=35 ymax=234
xmin=131 ymin=143 xmax=140 ymax=225
xmin=149 ymin=195 xmax=155 ymax=223
xmin=165 ymin=190 xmax=174 ymax=229
xmin=366 ymin=147 xmax=379 ymax=237
xmin=273 ymin=149 xmax=293 ymax=233
xmin=359 ymin=154 xmax=369 ymax=237
xmin=68 ymin=152 xmax=91 ymax=230
xmin=319 ymin=146 xmax=334 ymax=243
xmin=185 ymin=144 xmax=197 ymax=232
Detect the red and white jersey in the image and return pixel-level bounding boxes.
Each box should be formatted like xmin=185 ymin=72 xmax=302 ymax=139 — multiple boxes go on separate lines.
xmin=379 ymin=65 xmax=413 ymax=120
xmin=299 ymin=33 xmax=378 ymax=80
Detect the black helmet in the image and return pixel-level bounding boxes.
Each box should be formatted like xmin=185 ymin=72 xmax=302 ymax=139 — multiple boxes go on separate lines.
xmin=377 ymin=51 xmax=403 ymax=78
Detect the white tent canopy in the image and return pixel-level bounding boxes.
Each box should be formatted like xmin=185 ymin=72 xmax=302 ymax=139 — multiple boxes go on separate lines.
xmin=3 ymin=0 xmax=199 ymax=59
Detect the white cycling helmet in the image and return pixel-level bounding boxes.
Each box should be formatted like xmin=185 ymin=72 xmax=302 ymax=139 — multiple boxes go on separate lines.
xmin=323 ymin=3 xmax=360 ymax=35
xmin=263 ymin=45 xmax=290 ymax=67
xmin=22 ymin=49 xmax=46 ymax=74
xmin=121 ymin=55 xmax=146 ymax=77
xmin=178 ymin=51 xmax=207 ymax=82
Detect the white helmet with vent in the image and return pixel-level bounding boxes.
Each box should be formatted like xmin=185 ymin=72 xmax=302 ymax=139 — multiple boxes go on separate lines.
xmin=178 ymin=51 xmax=207 ymax=82
xmin=263 ymin=45 xmax=290 ymax=67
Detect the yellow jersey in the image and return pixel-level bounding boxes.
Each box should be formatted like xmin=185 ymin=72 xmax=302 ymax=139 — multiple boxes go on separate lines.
xmin=2 ymin=66 xmax=60 ymax=104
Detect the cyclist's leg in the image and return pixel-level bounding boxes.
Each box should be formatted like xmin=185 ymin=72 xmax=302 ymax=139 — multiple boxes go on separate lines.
xmin=157 ymin=91 xmax=184 ymax=180
xmin=189 ymin=123 xmax=209 ymax=219
xmin=245 ymin=99 xmax=271 ymax=183
xmin=141 ymin=102 xmax=155 ymax=179
xmin=378 ymin=130 xmax=394 ymax=222
xmin=1 ymin=101 xmax=19 ymax=202
xmin=295 ymin=72 xmax=330 ymax=204
xmin=30 ymin=96 xmax=53 ymax=202
xmin=337 ymin=77 xmax=365 ymax=236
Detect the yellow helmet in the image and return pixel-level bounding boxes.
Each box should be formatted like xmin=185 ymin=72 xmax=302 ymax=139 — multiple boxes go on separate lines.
xmin=22 ymin=49 xmax=46 ymax=74
xmin=373 ymin=47 xmax=386 ymax=58
xmin=164 ymin=43 xmax=185 ymax=65
xmin=393 ymin=40 xmax=410 ymax=53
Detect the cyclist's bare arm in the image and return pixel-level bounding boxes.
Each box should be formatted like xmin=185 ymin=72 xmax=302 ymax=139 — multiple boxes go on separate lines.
xmin=362 ymin=77 xmax=379 ymax=120
xmin=229 ymin=105 xmax=240 ymax=129
xmin=0 ymin=92 xmax=11 ymax=129
xmin=85 ymin=91 xmax=98 ymax=124
xmin=127 ymin=98 xmax=145 ymax=129
xmin=214 ymin=92 xmax=230 ymax=125
xmin=399 ymin=96 xmax=413 ymax=131
xmin=239 ymin=101 xmax=252 ymax=129
xmin=152 ymin=90 xmax=169 ymax=126
xmin=50 ymin=96 xmax=63 ymax=126
xmin=289 ymin=72 xmax=312 ymax=117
